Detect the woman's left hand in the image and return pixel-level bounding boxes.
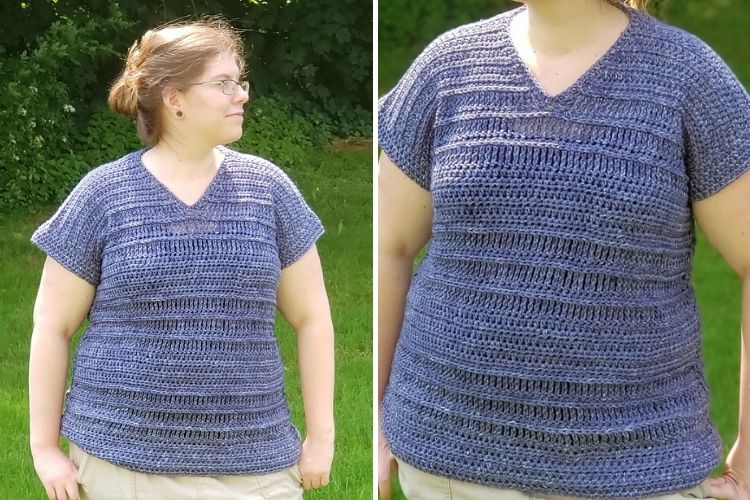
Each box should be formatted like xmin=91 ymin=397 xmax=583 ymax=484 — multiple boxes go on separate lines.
xmin=298 ymin=433 xmax=334 ymax=490
xmin=707 ymin=439 xmax=750 ymax=499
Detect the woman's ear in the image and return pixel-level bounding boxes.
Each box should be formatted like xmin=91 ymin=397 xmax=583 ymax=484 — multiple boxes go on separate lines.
xmin=161 ymin=86 xmax=183 ymax=116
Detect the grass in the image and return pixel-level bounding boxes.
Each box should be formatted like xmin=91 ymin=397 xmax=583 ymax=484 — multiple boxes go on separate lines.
xmin=0 ymin=142 xmax=372 ymax=499
xmin=379 ymin=1 xmax=748 ymax=498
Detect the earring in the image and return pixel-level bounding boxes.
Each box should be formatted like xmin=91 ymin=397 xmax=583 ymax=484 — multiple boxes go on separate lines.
xmin=176 ymin=110 xmax=183 ymax=118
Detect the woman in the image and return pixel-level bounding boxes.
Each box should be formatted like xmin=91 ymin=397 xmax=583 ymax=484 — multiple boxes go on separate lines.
xmin=29 ymin=17 xmax=334 ymax=500
xmin=379 ymin=0 xmax=750 ymax=498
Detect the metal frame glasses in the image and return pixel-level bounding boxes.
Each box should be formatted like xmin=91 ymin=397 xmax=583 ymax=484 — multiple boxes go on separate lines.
xmin=187 ymin=79 xmax=250 ymax=96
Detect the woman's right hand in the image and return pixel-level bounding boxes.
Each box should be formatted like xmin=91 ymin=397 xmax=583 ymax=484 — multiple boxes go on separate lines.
xmin=31 ymin=445 xmax=80 ymax=500
xmin=378 ymin=427 xmax=398 ymax=500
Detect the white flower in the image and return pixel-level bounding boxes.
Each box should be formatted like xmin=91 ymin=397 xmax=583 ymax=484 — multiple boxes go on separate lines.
xmin=63 ymin=104 xmax=76 ymax=113
xmin=18 ymin=107 xmax=27 ymax=116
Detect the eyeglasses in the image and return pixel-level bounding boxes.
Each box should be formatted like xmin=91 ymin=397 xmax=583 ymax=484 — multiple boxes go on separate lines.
xmin=186 ymin=80 xmax=250 ymax=96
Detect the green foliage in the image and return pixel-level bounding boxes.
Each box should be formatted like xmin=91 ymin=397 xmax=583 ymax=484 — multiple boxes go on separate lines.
xmin=233 ymin=94 xmax=332 ymax=169
xmin=326 ymin=103 xmax=372 ymax=139
xmin=245 ymin=0 xmax=372 ymax=116
xmin=0 ymin=10 xmax=132 ymax=213
xmin=72 ymin=103 xmax=144 ymax=168
xmin=0 ymin=64 xmax=76 ymax=208
xmin=233 ymin=93 xmax=369 ymax=169
xmin=1 ymin=89 xmax=347 ymax=213
xmin=0 ymin=0 xmax=373 ymax=136
xmin=277 ymin=94 xmax=371 ymax=139
xmin=0 ymin=1 xmax=371 ymax=214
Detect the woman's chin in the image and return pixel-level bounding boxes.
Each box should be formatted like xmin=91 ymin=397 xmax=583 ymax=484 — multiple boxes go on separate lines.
xmin=223 ymin=128 xmax=244 ymax=143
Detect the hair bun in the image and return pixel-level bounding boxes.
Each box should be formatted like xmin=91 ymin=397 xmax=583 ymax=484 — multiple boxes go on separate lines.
xmin=108 ymin=16 xmax=245 ymax=145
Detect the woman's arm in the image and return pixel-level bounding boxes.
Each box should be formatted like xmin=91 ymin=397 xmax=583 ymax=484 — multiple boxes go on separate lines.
xmin=29 ymin=256 xmax=95 ymax=500
xmin=377 ymin=152 xmax=433 ymax=499
xmin=377 ymin=152 xmax=433 ymax=403
xmin=736 ymin=277 xmax=750 ymax=438
xmin=692 ymin=168 xmax=750 ymax=498
xmin=276 ymin=245 xmax=335 ymax=490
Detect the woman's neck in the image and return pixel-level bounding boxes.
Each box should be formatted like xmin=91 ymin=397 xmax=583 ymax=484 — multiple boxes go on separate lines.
xmin=514 ymin=0 xmax=628 ymax=56
xmin=147 ymin=139 xmax=220 ymax=180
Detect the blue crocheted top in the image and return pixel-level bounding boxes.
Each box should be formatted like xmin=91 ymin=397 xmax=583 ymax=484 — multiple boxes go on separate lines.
xmin=379 ymin=4 xmax=750 ymax=499
xmin=30 ymin=146 xmax=324 ymax=475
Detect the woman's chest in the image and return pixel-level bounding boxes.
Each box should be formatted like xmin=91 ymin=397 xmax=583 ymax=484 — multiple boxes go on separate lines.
xmin=429 ymin=85 xmax=693 ymax=243
xmin=96 ymin=197 xmax=280 ymax=300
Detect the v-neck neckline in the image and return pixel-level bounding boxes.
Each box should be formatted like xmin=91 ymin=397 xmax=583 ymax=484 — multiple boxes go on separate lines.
xmin=505 ymin=3 xmax=639 ymax=104
xmin=137 ymin=146 xmax=230 ymax=210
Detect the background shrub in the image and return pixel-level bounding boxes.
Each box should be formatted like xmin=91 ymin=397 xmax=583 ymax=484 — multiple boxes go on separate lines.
xmin=0 ymin=0 xmax=372 ymax=214
xmin=0 ymin=9 xmax=132 ymax=212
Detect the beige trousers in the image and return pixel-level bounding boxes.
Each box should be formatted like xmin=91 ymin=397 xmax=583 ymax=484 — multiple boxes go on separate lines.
xmin=396 ymin=458 xmax=713 ymax=500
xmin=69 ymin=442 xmax=303 ymax=500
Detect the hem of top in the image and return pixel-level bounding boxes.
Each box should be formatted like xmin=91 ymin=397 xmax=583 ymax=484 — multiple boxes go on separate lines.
xmin=29 ymin=233 xmax=99 ymax=287
xmin=691 ymin=162 xmax=750 ymax=202
xmin=280 ymin=224 xmax=325 ymax=269
xmin=64 ymin=435 xmax=301 ymax=477
xmin=377 ymin=138 xmax=431 ymax=192
xmin=385 ymin=439 xmax=717 ymax=500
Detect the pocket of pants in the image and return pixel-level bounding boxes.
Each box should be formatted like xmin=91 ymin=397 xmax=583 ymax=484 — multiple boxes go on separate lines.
xmin=256 ymin=467 xmax=304 ymax=499
xmin=293 ymin=464 xmax=303 ymax=484
xmin=68 ymin=442 xmax=87 ymax=483
xmin=395 ymin=457 xmax=450 ymax=500
xmin=676 ymin=478 xmax=712 ymax=499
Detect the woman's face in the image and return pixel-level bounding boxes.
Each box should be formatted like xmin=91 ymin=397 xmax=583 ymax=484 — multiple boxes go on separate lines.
xmin=179 ymin=54 xmax=249 ymax=146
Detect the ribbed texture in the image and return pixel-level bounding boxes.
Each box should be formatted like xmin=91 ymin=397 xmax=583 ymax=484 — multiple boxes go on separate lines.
xmin=379 ymin=4 xmax=750 ymax=499
xmin=30 ymin=146 xmax=324 ymax=475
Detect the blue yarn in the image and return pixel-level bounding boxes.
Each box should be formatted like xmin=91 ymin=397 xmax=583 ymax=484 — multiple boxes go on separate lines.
xmin=30 ymin=146 xmax=324 ymax=475
xmin=379 ymin=4 xmax=750 ymax=498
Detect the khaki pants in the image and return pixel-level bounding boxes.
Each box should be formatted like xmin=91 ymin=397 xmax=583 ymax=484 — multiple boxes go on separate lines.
xmin=69 ymin=442 xmax=303 ymax=500
xmin=396 ymin=458 xmax=713 ymax=500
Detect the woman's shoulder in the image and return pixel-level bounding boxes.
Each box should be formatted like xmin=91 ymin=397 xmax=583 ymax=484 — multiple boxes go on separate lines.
xmin=222 ymin=146 xmax=284 ymax=176
xmin=381 ymin=11 xmax=513 ymax=84
xmin=632 ymin=10 xmax=735 ymax=76
xmin=67 ymin=149 xmax=142 ymax=200
xmin=416 ymin=9 xmax=517 ymax=65
xmin=435 ymin=9 xmax=515 ymax=44
xmin=220 ymin=146 xmax=300 ymax=191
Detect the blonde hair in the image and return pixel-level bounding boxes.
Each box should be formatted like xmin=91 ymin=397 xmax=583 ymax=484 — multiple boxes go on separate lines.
xmin=609 ymin=0 xmax=652 ymax=10
xmin=108 ymin=16 xmax=245 ymax=145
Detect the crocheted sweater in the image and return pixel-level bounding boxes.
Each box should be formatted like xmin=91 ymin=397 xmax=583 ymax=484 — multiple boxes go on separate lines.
xmin=30 ymin=146 xmax=324 ymax=474
xmin=379 ymin=4 xmax=750 ymax=499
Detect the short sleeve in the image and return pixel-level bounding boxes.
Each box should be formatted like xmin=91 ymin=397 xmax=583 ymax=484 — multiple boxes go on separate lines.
xmin=378 ymin=37 xmax=443 ymax=191
xmin=270 ymin=168 xmax=325 ymax=268
xmin=683 ymin=40 xmax=750 ymax=201
xmin=30 ymin=171 xmax=107 ymax=286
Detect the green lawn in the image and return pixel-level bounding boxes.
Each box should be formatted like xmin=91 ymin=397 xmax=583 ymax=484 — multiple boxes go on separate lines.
xmin=0 ymin=142 xmax=372 ymax=499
